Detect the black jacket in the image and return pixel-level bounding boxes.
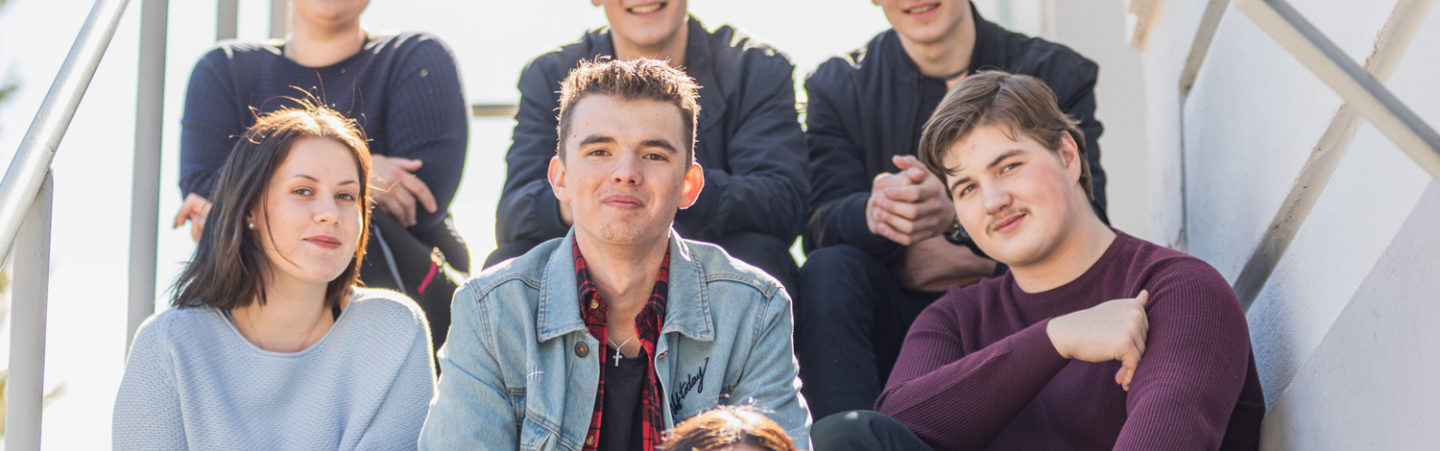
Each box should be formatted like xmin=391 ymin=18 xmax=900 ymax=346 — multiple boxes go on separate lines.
xmin=495 ymin=17 xmax=808 ymax=246
xmin=804 ymin=7 xmax=1108 ymax=262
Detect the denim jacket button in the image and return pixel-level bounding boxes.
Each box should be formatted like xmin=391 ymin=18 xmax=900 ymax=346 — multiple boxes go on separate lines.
xmin=575 ymin=342 xmax=590 ymax=358
xmin=657 ymin=351 xmax=668 ymax=360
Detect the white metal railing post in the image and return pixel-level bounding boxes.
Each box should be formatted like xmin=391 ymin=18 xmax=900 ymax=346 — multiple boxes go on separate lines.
xmin=5 ymin=173 xmax=53 ymax=451
xmin=216 ymin=0 xmax=238 ymax=41
xmin=0 ymin=0 xmax=130 ymax=267
xmin=128 ymin=0 xmax=168 ymax=349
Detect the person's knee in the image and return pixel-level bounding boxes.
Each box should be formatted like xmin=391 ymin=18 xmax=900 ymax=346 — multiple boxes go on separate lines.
xmin=812 ymin=410 xmax=926 ymax=451
xmin=800 ymin=245 xmax=879 ymax=280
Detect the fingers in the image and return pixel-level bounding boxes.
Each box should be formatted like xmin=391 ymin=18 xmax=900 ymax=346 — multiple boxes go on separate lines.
xmin=1135 ymin=289 xmax=1150 ymax=307
xmin=190 ymin=216 xmax=205 ymax=243
xmin=882 ymin=184 xmax=932 ymax=203
xmin=393 ymin=157 xmax=423 ymax=172
xmin=172 ymin=207 xmax=191 ymax=229
xmin=1118 ymin=345 xmax=1141 ymax=391
xmin=892 ymin=154 xmax=922 ymax=170
xmin=401 ymin=174 xmax=438 ymax=214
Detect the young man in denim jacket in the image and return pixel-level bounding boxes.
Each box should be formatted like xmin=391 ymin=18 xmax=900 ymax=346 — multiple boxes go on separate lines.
xmin=488 ymin=0 xmax=807 ymax=295
xmin=420 ymin=59 xmax=810 ymax=450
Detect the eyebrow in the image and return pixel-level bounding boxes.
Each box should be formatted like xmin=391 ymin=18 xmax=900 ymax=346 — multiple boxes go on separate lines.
xmin=947 ymin=149 xmax=1026 ymax=193
xmin=293 ymin=174 xmax=359 ymax=186
xmin=640 ymin=139 xmax=679 ymax=154
xmin=578 ymin=135 xmax=616 ymax=147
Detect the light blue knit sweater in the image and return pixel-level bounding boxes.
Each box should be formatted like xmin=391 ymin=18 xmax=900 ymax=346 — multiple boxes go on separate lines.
xmin=112 ymin=288 xmax=436 ymax=450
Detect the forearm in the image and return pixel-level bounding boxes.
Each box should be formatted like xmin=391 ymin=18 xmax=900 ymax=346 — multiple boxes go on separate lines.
xmin=877 ymin=321 xmax=1068 ymax=449
xmin=806 ymin=193 xmax=903 ymax=261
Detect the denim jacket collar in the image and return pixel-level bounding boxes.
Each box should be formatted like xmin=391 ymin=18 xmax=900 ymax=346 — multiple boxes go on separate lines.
xmin=535 ymin=228 xmax=715 ymax=343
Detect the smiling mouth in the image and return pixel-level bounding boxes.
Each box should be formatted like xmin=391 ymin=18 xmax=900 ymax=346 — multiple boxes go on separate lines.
xmin=904 ymin=3 xmax=939 ymax=14
xmin=990 ymin=212 xmax=1025 ymax=234
xmin=305 ymin=237 xmax=342 ymax=249
xmin=628 ymin=2 xmax=666 ymax=14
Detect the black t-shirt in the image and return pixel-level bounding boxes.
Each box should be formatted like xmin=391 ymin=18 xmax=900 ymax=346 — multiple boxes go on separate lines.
xmin=599 ymin=347 xmax=648 ymax=451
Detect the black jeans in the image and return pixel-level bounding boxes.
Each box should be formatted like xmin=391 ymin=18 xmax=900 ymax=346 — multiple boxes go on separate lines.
xmin=483 ymin=231 xmax=800 ymax=298
xmin=795 ymin=244 xmax=944 ymax=418
xmin=360 ymin=209 xmax=469 ymax=355
xmin=812 ymin=410 xmax=931 ymax=451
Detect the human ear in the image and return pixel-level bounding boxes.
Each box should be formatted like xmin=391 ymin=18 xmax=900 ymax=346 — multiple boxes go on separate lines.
xmin=1059 ymin=132 xmax=1082 ymax=183
xmin=547 ymin=156 xmax=572 ymax=203
xmin=677 ymin=162 xmax=705 ymax=209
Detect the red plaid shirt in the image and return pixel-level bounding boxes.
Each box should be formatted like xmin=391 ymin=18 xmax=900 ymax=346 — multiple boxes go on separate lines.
xmin=575 ymin=241 xmax=669 ymax=451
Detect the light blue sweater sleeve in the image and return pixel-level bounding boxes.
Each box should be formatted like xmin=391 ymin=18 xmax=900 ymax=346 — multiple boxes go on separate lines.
xmin=112 ymin=314 xmax=188 ymax=449
xmin=357 ymin=298 xmax=438 ymax=450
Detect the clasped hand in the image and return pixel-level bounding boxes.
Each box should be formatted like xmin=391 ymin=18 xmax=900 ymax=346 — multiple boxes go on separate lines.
xmin=866 ymin=155 xmax=952 ymax=246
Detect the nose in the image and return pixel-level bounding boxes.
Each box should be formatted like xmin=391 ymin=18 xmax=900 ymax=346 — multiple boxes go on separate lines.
xmin=981 ymin=184 xmax=1012 ymax=215
xmin=315 ymin=197 xmax=340 ymax=224
xmin=610 ymin=149 xmax=643 ymax=186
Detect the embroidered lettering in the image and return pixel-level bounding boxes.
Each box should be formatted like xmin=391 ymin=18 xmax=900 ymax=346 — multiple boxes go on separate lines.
xmin=668 ymin=357 xmax=709 ymax=415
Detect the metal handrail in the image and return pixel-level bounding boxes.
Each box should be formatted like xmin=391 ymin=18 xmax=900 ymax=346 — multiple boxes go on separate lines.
xmin=1172 ymin=0 xmax=1440 ymax=310
xmin=0 ymin=0 xmax=130 ymax=267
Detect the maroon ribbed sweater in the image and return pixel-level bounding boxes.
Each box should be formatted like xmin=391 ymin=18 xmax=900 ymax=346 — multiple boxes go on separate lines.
xmin=876 ymin=231 xmax=1265 ymax=450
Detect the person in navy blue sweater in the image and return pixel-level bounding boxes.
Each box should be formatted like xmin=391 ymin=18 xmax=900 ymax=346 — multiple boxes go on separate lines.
xmin=173 ymin=0 xmax=468 ymax=352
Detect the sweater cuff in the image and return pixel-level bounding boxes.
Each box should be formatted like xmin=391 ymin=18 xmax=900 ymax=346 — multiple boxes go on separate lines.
xmin=1008 ymin=319 xmax=1067 ymax=367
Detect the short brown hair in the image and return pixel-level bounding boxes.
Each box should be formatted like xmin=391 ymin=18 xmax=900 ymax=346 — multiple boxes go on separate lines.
xmin=555 ymin=57 xmax=701 ymax=164
xmin=662 ymin=406 xmax=797 ymax=451
xmin=172 ymin=102 xmax=372 ymax=312
xmin=916 ymin=71 xmax=1093 ymax=200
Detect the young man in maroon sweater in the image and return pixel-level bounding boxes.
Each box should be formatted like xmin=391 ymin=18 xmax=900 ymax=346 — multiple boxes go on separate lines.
xmin=810 ymin=72 xmax=1265 ymax=450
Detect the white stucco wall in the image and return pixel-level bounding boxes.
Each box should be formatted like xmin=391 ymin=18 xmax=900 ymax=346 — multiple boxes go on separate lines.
xmin=1129 ymin=0 xmax=1440 ymax=447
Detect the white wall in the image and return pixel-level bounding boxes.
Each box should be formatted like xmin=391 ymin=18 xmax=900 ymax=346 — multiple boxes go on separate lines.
xmin=1126 ymin=0 xmax=1440 ymax=447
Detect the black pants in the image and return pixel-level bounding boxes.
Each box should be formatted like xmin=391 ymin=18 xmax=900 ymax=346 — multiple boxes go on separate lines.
xmin=483 ymin=231 xmax=800 ymax=298
xmin=812 ymin=410 xmax=931 ymax=451
xmin=795 ymin=244 xmax=944 ymax=419
xmin=360 ymin=209 xmax=469 ymax=355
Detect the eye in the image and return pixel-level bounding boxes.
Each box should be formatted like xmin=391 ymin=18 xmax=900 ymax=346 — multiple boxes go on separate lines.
xmin=292 ymin=187 xmax=313 ymax=196
xmin=586 ymin=148 xmax=611 ymax=157
xmin=337 ymin=191 xmax=357 ymax=201
xmin=644 ymin=152 xmax=670 ymax=162
xmin=957 ymin=184 xmax=976 ymax=198
xmin=1000 ymin=162 xmax=1021 ymax=173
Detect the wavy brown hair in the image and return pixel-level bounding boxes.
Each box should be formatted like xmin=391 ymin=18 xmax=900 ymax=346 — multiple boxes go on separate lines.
xmin=916 ymin=71 xmax=1093 ymax=201
xmin=662 ymin=406 xmax=797 ymax=451
xmin=171 ymin=102 xmax=372 ymax=312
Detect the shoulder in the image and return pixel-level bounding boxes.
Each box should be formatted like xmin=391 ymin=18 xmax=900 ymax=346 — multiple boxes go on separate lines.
xmin=983 ymin=25 xmax=1098 ymax=97
xmin=683 ymin=238 xmax=785 ymax=302
xmin=1112 ymin=232 xmax=1239 ymax=312
xmin=196 ymin=39 xmax=283 ymax=70
xmin=521 ymin=27 xmax=608 ymax=83
xmin=346 ymin=288 xmax=428 ymax=327
xmin=806 ymin=30 xmax=889 ymax=94
xmin=457 ymin=238 xmax=558 ymax=313
xmin=371 ymin=31 xmax=459 ymax=64
xmin=127 ymin=306 xmax=226 ymax=357
xmin=702 ymin=23 xmax=795 ymax=75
